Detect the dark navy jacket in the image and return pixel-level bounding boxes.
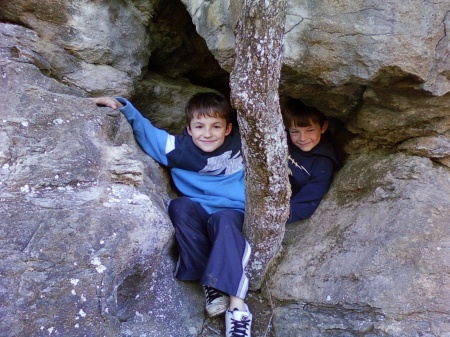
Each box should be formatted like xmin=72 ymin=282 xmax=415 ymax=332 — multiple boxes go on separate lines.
xmin=287 ymin=133 xmax=341 ymax=223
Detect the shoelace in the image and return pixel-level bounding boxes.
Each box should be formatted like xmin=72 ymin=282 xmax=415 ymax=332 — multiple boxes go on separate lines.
xmin=229 ymin=316 xmax=251 ymax=337
xmin=204 ymin=286 xmax=222 ymax=304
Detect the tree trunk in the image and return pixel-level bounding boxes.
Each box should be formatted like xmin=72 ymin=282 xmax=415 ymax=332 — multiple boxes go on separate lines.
xmin=230 ymin=0 xmax=290 ymax=289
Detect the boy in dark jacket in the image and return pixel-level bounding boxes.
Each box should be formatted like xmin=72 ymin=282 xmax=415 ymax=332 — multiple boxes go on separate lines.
xmin=90 ymin=93 xmax=252 ymax=337
xmin=282 ymin=98 xmax=341 ymax=224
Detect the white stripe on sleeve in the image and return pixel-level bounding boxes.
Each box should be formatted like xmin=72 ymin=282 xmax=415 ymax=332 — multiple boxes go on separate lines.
xmin=165 ymin=134 xmax=176 ymax=154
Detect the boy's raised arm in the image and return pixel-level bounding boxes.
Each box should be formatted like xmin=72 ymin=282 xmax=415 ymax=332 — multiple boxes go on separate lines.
xmin=89 ymin=97 xmax=124 ymax=109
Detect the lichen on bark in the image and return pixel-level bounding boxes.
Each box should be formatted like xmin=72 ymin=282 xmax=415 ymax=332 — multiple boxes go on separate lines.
xmin=230 ymin=0 xmax=290 ymax=289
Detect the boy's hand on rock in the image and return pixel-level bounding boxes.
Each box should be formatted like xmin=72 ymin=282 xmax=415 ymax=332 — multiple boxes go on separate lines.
xmin=89 ymin=97 xmax=124 ymax=109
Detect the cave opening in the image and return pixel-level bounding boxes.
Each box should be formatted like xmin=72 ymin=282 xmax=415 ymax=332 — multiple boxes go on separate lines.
xmin=144 ymin=0 xmax=231 ymax=98
xmin=137 ymin=0 xmax=353 ymax=155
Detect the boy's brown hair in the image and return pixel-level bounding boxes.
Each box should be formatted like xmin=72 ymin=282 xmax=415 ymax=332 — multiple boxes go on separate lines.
xmin=185 ymin=92 xmax=233 ymax=125
xmin=281 ymin=98 xmax=327 ymax=129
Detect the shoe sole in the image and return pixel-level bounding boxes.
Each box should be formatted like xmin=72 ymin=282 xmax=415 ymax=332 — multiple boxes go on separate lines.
xmin=207 ymin=306 xmax=228 ymax=317
xmin=206 ymin=300 xmax=229 ymax=318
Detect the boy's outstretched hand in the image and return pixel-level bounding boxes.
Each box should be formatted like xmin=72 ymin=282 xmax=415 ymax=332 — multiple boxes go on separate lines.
xmin=89 ymin=97 xmax=124 ymax=109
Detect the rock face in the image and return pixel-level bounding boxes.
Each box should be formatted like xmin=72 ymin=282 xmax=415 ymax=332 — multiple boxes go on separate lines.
xmin=0 ymin=22 xmax=201 ymax=337
xmin=1 ymin=0 xmax=449 ymax=336
xmin=268 ymin=154 xmax=450 ymax=336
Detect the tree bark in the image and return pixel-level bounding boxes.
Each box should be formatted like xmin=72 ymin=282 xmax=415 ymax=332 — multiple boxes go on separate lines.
xmin=230 ymin=0 xmax=290 ymax=289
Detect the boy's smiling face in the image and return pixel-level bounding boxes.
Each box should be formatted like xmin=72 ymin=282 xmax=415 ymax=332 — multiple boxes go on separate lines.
xmin=289 ymin=119 xmax=328 ymax=152
xmin=187 ymin=114 xmax=232 ymax=152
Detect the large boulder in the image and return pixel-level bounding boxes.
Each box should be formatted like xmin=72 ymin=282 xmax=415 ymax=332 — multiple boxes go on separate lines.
xmin=0 ymin=0 xmax=154 ymax=96
xmin=183 ymin=0 xmax=450 ymax=130
xmin=267 ymin=153 xmax=450 ymax=336
xmin=0 ymin=22 xmax=204 ymax=336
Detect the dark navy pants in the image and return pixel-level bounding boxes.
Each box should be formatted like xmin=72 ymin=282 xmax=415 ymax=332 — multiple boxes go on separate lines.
xmin=168 ymin=197 xmax=250 ymax=299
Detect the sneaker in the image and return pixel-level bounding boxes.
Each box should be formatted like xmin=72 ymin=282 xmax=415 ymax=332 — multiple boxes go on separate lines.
xmin=225 ymin=305 xmax=252 ymax=337
xmin=203 ymin=285 xmax=229 ymax=317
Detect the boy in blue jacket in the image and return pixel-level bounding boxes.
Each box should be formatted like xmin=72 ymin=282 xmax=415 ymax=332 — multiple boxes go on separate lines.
xmin=91 ymin=93 xmax=252 ymax=337
xmin=282 ymin=98 xmax=341 ymax=224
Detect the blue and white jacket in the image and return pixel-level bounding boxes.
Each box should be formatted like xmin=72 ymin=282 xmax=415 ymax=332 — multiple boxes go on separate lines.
xmin=117 ymin=98 xmax=245 ymax=214
xmin=287 ymin=133 xmax=341 ymax=223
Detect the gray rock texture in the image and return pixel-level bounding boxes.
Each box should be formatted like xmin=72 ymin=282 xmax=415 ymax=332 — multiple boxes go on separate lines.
xmin=0 ymin=0 xmax=449 ymax=336
xmin=268 ymin=154 xmax=450 ymax=336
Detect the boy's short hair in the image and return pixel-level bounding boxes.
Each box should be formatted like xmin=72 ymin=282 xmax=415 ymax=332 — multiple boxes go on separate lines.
xmin=281 ymin=98 xmax=327 ymax=129
xmin=185 ymin=92 xmax=233 ymax=125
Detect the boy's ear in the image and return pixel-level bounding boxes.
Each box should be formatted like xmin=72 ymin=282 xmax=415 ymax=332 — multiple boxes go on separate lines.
xmin=321 ymin=120 xmax=329 ymax=134
xmin=186 ymin=124 xmax=192 ymax=136
xmin=225 ymin=123 xmax=233 ymax=136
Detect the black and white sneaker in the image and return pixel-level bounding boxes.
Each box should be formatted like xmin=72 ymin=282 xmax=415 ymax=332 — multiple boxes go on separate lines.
xmin=203 ymin=285 xmax=230 ymax=317
xmin=225 ymin=305 xmax=252 ymax=337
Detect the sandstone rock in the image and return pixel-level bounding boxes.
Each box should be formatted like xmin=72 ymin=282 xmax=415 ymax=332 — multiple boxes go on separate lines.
xmin=0 ymin=1 xmax=153 ymax=96
xmin=133 ymin=73 xmax=219 ymax=134
xmin=345 ymin=87 xmax=450 ymax=151
xmin=399 ymin=135 xmax=450 ymax=159
xmin=0 ymin=47 xmax=193 ymax=336
xmin=282 ymin=1 xmax=450 ymax=95
xmin=268 ymin=154 xmax=450 ymax=336
xmin=181 ymin=0 xmax=241 ymax=72
xmin=183 ymin=0 xmax=450 ymax=122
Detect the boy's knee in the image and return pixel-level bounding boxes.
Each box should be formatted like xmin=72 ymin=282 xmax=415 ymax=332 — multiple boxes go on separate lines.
xmin=208 ymin=210 xmax=244 ymax=231
xmin=168 ymin=197 xmax=192 ymax=218
xmin=168 ymin=197 xmax=190 ymax=210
